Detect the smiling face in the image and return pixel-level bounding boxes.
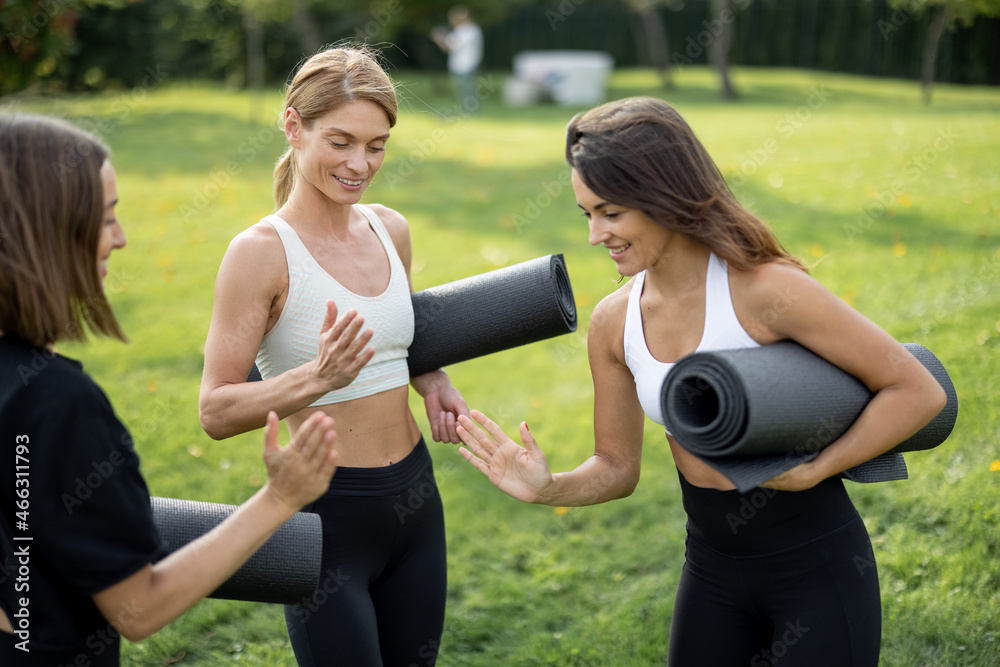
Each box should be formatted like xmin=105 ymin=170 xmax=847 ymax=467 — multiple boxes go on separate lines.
xmin=285 ymin=98 xmax=391 ymax=207
xmin=572 ymin=169 xmax=673 ymax=276
xmin=97 ymin=159 xmax=126 ymax=284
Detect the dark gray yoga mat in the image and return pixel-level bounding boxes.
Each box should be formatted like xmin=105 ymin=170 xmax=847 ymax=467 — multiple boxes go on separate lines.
xmin=407 ymin=254 xmax=577 ymax=377
xmin=660 ymin=342 xmax=958 ymax=492
xmin=247 ymin=254 xmax=577 ymax=381
xmin=151 ymin=497 xmax=321 ymax=605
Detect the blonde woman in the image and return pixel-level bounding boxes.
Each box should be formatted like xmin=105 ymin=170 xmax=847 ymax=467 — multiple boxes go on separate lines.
xmin=199 ymin=47 xmax=466 ymax=665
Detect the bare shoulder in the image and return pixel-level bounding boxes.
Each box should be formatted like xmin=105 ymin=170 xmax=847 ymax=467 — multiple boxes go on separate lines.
xmin=735 ymin=260 xmax=813 ymax=293
xmin=226 ymin=220 xmax=283 ymax=262
xmin=591 ymin=279 xmax=632 ymax=325
xmin=588 ymin=279 xmax=634 ymax=360
xmin=217 ymin=220 xmax=287 ymax=292
xmin=731 ymin=261 xmax=849 ymax=343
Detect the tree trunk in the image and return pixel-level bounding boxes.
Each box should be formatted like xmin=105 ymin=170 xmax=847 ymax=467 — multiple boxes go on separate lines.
xmin=639 ymin=5 xmax=673 ymax=89
xmin=244 ymin=11 xmax=265 ymax=125
xmin=921 ymin=4 xmax=948 ymax=106
xmin=292 ymin=0 xmax=324 ymax=55
xmin=707 ymin=0 xmax=737 ymax=100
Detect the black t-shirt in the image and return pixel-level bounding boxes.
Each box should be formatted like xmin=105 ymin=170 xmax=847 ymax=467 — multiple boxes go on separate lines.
xmin=0 ymin=336 xmax=167 ymax=666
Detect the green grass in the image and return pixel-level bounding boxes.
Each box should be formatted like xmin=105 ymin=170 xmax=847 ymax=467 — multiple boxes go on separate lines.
xmin=7 ymin=66 xmax=1000 ymax=665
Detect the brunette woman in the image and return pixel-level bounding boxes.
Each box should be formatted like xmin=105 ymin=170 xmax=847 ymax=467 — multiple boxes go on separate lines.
xmin=456 ymin=97 xmax=946 ymax=665
xmin=0 ymin=113 xmax=339 ymax=666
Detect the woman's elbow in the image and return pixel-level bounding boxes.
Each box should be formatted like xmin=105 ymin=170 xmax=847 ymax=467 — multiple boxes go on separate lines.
xmin=112 ymin=612 xmax=166 ymax=643
xmin=616 ymin=474 xmax=641 ymax=499
xmin=606 ymin=466 xmax=641 ymax=501
xmin=119 ymin=624 xmax=154 ymax=644
xmin=927 ymin=379 xmax=948 ymax=418
xmin=198 ymin=399 xmax=231 ymax=441
xmin=908 ymin=371 xmax=948 ymax=431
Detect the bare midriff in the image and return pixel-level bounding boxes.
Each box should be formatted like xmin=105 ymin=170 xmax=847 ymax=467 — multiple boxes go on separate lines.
xmin=285 ymin=385 xmax=420 ymax=468
xmin=668 ymin=437 xmax=737 ymax=490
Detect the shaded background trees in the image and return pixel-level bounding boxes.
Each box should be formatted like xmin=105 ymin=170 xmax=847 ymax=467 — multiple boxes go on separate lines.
xmin=885 ymin=0 xmax=1000 ymax=103
xmin=2 ymin=0 xmax=999 ymax=97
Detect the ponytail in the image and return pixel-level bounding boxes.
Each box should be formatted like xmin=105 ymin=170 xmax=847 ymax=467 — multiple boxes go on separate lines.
xmin=273 ymin=147 xmax=297 ymax=208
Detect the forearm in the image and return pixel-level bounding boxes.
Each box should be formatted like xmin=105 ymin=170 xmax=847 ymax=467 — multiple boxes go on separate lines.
xmin=410 ymin=368 xmax=450 ymax=396
xmin=110 ymin=486 xmax=295 ymax=640
xmin=810 ymin=382 xmax=945 ymax=480
xmin=200 ymin=364 xmax=325 ymax=439
xmin=536 ymin=453 xmax=639 ymax=507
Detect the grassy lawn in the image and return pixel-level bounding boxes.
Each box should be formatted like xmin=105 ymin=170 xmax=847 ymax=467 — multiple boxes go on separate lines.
xmin=6 ymin=65 xmax=999 ymax=665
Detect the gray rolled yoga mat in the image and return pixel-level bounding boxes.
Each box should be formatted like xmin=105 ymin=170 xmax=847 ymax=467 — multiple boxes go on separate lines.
xmin=660 ymin=342 xmax=958 ymax=492
xmin=407 ymin=254 xmax=577 ymax=377
xmin=151 ymin=497 xmax=321 ymax=605
xmin=247 ymin=254 xmax=577 ymax=381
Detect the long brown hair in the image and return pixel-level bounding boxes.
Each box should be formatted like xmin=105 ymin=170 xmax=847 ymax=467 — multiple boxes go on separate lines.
xmin=0 ymin=113 xmax=126 ymax=348
xmin=566 ymin=97 xmax=805 ymax=272
xmin=274 ymin=45 xmax=398 ymax=207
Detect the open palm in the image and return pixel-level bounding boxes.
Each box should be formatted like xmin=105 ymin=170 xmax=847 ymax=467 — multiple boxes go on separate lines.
xmin=457 ymin=410 xmax=552 ymax=504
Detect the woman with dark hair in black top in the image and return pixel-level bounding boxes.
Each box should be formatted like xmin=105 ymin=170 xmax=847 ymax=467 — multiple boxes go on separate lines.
xmin=0 ymin=112 xmax=340 ymax=666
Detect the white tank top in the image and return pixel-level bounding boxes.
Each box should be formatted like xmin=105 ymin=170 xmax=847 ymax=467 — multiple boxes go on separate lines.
xmin=623 ymin=252 xmax=759 ymax=433
xmin=255 ymin=205 xmax=414 ymax=406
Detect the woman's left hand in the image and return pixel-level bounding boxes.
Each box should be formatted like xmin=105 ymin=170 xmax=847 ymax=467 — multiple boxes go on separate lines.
xmin=413 ymin=369 xmax=470 ymax=443
xmin=759 ymin=460 xmax=823 ymax=492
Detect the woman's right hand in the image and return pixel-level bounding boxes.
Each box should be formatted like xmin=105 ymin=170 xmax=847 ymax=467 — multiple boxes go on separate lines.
xmin=262 ymin=411 xmax=339 ymax=511
xmin=312 ymin=300 xmax=376 ymax=391
xmin=457 ymin=410 xmax=553 ymax=503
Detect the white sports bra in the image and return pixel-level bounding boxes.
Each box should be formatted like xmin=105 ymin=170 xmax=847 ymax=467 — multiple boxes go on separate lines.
xmin=255 ymin=205 xmax=414 ymax=406
xmin=623 ymin=253 xmax=759 ymax=433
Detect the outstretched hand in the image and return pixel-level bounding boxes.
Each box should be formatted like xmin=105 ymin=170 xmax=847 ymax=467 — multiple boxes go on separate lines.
xmin=456 ymin=410 xmax=552 ymax=504
xmin=312 ymin=300 xmax=376 ymax=391
xmin=262 ymin=411 xmax=338 ymax=511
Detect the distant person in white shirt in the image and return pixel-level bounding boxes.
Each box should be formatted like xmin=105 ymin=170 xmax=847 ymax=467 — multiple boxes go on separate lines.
xmin=431 ymin=6 xmax=483 ymax=112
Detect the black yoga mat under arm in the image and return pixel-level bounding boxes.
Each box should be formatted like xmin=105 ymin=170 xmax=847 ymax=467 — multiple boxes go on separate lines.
xmin=660 ymin=342 xmax=958 ymax=492
xmin=246 ymin=254 xmax=577 ymax=381
xmin=151 ymin=497 xmax=322 ymax=605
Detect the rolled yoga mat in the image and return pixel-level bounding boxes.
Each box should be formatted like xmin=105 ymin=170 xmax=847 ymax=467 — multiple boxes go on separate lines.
xmin=247 ymin=254 xmax=577 ymax=381
xmin=660 ymin=342 xmax=958 ymax=492
xmin=406 ymin=254 xmax=577 ymax=377
xmin=151 ymin=497 xmax=322 ymax=605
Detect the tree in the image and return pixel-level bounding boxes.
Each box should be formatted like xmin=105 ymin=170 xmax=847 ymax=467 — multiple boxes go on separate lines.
xmin=623 ymin=0 xmax=681 ymax=89
xmin=291 ymin=0 xmax=323 ymax=54
xmin=887 ymin=0 xmax=1000 ymax=104
xmin=707 ymin=0 xmax=737 ymax=99
xmin=0 ymin=0 xmax=126 ymax=95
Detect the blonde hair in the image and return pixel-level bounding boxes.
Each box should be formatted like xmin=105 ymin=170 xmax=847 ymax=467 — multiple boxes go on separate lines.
xmin=274 ymin=45 xmax=398 ymax=207
xmin=0 ymin=113 xmax=126 ymax=347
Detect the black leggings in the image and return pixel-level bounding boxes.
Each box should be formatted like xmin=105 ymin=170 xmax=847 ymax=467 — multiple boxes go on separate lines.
xmin=284 ymin=437 xmax=447 ymax=667
xmin=669 ymin=471 xmax=881 ymax=666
